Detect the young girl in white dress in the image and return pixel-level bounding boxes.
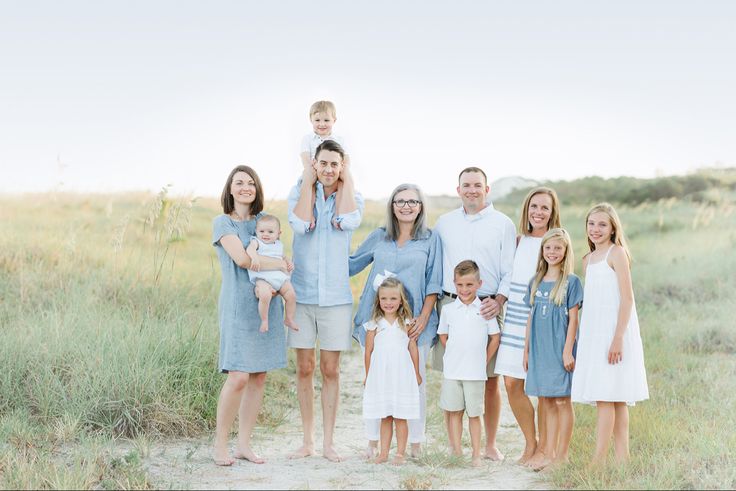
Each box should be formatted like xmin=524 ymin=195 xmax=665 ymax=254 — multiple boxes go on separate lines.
xmin=571 ymin=203 xmax=649 ymax=464
xmin=363 ymin=277 xmax=422 ymax=465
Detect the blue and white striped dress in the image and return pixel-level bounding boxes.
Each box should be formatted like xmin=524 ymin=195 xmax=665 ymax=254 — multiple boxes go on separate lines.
xmin=495 ymin=235 xmax=542 ymax=379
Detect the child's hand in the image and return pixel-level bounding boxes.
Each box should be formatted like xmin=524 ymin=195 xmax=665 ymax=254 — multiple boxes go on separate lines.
xmin=250 ymin=257 xmax=261 ymax=272
xmin=416 ymin=373 xmax=422 ymax=386
xmin=523 ymin=351 xmax=529 ymax=372
xmin=608 ymin=335 xmax=624 ymax=364
xmin=563 ymin=351 xmax=575 ymax=371
xmin=284 ymin=257 xmax=295 ymax=273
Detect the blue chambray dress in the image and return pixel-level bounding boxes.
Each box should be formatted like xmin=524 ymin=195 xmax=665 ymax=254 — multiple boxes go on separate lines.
xmin=524 ymin=275 xmax=583 ymax=397
xmin=212 ymin=214 xmax=286 ymax=373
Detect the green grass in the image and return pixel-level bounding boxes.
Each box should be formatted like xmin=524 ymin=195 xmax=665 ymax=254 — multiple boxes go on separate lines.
xmin=0 ymin=190 xmax=734 ymax=488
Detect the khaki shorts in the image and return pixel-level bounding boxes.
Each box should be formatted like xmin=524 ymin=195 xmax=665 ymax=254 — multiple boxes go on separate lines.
xmin=440 ymin=379 xmax=486 ymax=417
xmin=431 ymin=295 xmax=504 ymax=377
xmin=287 ymin=303 xmax=353 ymax=351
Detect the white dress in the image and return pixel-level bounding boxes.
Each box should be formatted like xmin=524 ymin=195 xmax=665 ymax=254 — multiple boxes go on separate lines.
xmin=495 ymin=235 xmax=542 ymax=379
xmin=571 ymin=247 xmax=649 ymax=405
xmin=363 ymin=318 xmax=421 ymax=420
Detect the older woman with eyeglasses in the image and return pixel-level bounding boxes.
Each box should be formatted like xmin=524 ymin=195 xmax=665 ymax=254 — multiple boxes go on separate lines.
xmin=349 ymin=183 xmax=443 ymax=459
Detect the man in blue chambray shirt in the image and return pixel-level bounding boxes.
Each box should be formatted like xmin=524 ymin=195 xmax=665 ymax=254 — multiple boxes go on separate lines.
xmin=287 ymin=140 xmax=364 ymax=462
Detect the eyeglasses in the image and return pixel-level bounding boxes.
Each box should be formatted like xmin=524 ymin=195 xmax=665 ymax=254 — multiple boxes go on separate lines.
xmin=393 ymin=199 xmax=422 ymax=208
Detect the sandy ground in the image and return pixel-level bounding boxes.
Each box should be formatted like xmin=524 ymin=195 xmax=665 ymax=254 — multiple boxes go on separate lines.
xmin=144 ymin=350 xmax=548 ymax=490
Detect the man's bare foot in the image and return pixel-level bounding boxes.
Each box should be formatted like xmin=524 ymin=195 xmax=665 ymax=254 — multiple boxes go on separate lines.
xmin=259 ymin=321 xmax=269 ymax=333
xmin=374 ymin=454 xmax=389 ymax=464
xmin=518 ymin=443 xmax=538 ymax=464
xmin=410 ymin=443 xmax=422 ymax=458
xmin=233 ymin=447 xmax=265 ymax=464
xmin=288 ymin=445 xmax=315 ymax=459
xmin=213 ymin=446 xmax=234 ymax=466
xmin=391 ymin=454 xmax=406 ymax=466
xmin=472 ymin=455 xmax=483 ymax=467
xmin=323 ymin=446 xmax=343 ymax=462
xmin=484 ymin=446 xmax=505 ymax=461
xmin=363 ymin=443 xmax=378 ymax=460
xmin=284 ymin=317 xmax=299 ymax=332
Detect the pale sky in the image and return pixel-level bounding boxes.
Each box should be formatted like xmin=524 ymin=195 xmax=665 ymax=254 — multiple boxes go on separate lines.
xmin=1 ymin=0 xmax=734 ymax=199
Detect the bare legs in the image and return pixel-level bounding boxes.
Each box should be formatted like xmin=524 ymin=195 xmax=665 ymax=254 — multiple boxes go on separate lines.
xmin=375 ymin=417 xmax=408 ymax=465
xmin=290 ymin=348 xmax=343 ymax=462
xmin=527 ymin=396 xmax=574 ymax=470
xmin=483 ymin=377 xmax=504 ymax=460
xmin=445 ymin=411 xmax=482 ymax=467
xmin=213 ymin=371 xmax=267 ymax=466
xmin=594 ymin=402 xmax=629 ymax=465
xmin=280 ymin=282 xmax=299 ymax=331
xmin=504 ymin=376 xmax=537 ymax=463
xmin=254 ymin=281 xmax=274 ymax=333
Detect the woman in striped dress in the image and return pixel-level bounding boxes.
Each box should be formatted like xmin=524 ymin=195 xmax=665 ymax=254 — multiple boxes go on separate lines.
xmin=494 ymin=187 xmax=561 ymax=464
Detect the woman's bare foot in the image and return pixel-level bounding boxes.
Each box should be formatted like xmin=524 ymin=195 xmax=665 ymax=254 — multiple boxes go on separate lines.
xmin=518 ymin=442 xmax=538 ymax=465
xmin=213 ymin=446 xmax=234 ymax=466
xmin=391 ymin=454 xmax=406 ymax=466
xmin=531 ymin=455 xmax=553 ymax=471
xmin=410 ymin=443 xmax=422 ymax=458
xmin=288 ymin=444 xmax=315 ymax=459
xmin=259 ymin=321 xmax=269 ymax=333
xmin=284 ymin=317 xmax=299 ymax=332
xmin=323 ymin=446 xmax=343 ymax=462
xmin=472 ymin=455 xmax=483 ymax=467
xmin=374 ymin=453 xmax=389 ymax=464
xmin=484 ymin=446 xmax=505 ymax=461
xmin=525 ymin=449 xmax=546 ymax=468
xmin=233 ymin=446 xmax=265 ymax=464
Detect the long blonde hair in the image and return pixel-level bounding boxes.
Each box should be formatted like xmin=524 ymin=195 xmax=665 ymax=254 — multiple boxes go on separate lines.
xmin=529 ymin=228 xmax=574 ymax=306
xmin=370 ymin=277 xmax=413 ymax=332
xmin=518 ymin=186 xmax=561 ymax=235
xmin=585 ymin=202 xmax=632 ymax=265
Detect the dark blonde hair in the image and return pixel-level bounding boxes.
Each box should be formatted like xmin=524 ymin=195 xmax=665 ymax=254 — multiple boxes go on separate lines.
xmin=370 ymin=278 xmax=413 ymax=332
xmin=256 ymin=214 xmax=280 ymax=229
xmin=454 ymin=259 xmax=481 ymax=280
xmin=529 ymin=228 xmax=574 ymax=306
xmin=309 ymin=100 xmax=337 ymax=119
xmin=585 ymin=202 xmax=632 ymax=265
xmin=518 ymin=187 xmax=561 ymax=235
xmin=220 ymin=165 xmax=264 ymax=216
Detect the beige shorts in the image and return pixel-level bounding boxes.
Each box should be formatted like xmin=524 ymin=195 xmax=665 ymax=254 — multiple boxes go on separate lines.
xmin=431 ymin=295 xmax=504 ymax=377
xmin=287 ymin=303 xmax=353 ymax=351
xmin=440 ymin=379 xmax=486 ymax=417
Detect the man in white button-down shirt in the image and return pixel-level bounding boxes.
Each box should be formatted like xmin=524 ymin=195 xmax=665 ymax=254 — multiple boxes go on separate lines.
xmin=433 ymin=166 xmax=516 ymax=461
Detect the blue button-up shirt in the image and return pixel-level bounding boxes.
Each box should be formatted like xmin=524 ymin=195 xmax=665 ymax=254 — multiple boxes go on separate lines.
xmin=288 ymin=180 xmax=364 ymax=306
xmin=349 ymin=227 xmax=443 ymax=347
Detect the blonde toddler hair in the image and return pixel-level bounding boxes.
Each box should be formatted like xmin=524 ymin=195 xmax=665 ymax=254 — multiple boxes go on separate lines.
xmin=309 ymin=100 xmax=337 ymax=119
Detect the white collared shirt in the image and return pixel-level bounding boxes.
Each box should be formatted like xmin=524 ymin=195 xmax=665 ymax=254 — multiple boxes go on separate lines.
xmin=434 ymin=203 xmax=516 ymax=298
xmin=437 ymin=297 xmax=500 ymax=381
xmin=300 ymin=133 xmax=346 ymax=159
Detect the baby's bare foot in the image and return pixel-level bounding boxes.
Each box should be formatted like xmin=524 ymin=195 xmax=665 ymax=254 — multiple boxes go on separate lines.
xmin=284 ymin=317 xmax=299 ymax=332
xmin=391 ymin=454 xmax=406 ymax=466
xmin=484 ymin=446 xmax=505 ymax=461
xmin=288 ymin=445 xmax=315 ymax=459
xmin=323 ymin=446 xmax=343 ymax=462
xmin=233 ymin=446 xmax=265 ymax=464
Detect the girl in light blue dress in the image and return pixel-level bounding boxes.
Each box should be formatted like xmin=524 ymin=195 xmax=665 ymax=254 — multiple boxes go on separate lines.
xmin=350 ymin=183 xmax=442 ymax=458
xmin=523 ymin=228 xmax=582 ymax=470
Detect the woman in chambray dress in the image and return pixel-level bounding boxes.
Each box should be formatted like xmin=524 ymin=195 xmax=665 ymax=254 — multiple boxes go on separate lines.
xmin=350 ymin=183 xmax=442 ymax=458
xmin=211 ymin=165 xmax=288 ymax=466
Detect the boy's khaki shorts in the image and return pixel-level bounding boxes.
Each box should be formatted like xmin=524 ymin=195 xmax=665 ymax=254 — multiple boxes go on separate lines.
xmin=439 ymin=379 xmax=486 ymax=417
xmin=287 ymin=303 xmax=353 ymax=351
xmin=431 ymin=295 xmax=504 ymax=377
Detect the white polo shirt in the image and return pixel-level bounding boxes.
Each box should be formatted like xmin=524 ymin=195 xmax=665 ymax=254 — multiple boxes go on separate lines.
xmin=300 ymin=133 xmax=347 ymax=159
xmin=434 ymin=203 xmax=516 ymax=298
xmin=437 ymin=297 xmax=500 ymax=381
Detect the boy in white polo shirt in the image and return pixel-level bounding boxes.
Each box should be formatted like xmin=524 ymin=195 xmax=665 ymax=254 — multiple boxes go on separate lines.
xmin=438 ymin=260 xmax=500 ymax=466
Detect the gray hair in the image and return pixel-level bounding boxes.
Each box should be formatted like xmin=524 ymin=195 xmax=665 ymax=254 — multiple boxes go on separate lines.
xmin=385 ymin=183 xmax=429 ymax=241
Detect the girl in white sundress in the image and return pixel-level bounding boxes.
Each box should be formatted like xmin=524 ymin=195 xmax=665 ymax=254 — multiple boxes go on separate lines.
xmin=363 ymin=277 xmax=422 ymax=465
xmin=494 ymin=186 xmax=561 ymax=465
xmin=571 ymin=203 xmax=649 ymax=465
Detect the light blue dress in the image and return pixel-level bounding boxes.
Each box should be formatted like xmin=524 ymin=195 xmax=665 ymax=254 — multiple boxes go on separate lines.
xmin=349 ymin=228 xmax=443 ymax=347
xmin=212 ymin=214 xmax=286 ymax=373
xmin=524 ymin=275 xmax=583 ymax=397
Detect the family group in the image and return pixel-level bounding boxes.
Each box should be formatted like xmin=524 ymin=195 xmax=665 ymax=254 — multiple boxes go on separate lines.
xmin=210 ymin=100 xmax=649 ymax=471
